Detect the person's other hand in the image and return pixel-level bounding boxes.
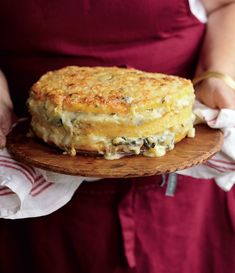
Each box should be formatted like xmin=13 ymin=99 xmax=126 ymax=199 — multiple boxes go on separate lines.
xmin=0 ymin=102 xmax=16 ymax=148
xmin=195 ymin=77 xmax=235 ymax=110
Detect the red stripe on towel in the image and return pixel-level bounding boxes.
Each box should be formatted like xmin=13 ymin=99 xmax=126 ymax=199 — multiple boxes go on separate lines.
xmin=0 ymin=158 xmax=36 ymax=182
xmin=0 ymin=155 xmax=36 ymax=176
xmin=0 ymin=163 xmax=34 ymax=184
xmin=30 ymin=182 xmax=53 ymax=196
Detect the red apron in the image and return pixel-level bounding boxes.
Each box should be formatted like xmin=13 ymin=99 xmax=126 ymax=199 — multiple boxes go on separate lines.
xmin=0 ymin=0 xmax=204 ymax=116
xmin=1 ymin=1 xmax=235 ymax=273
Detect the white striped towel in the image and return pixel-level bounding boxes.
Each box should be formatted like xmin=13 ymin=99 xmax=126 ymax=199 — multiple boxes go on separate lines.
xmin=0 ymin=148 xmax=98 ymax=219
xmin=177 ymin=100 xmax=235 ymax=191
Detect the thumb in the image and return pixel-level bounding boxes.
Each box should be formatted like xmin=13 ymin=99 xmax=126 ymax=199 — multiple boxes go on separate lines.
xmin=0 ymin=130 xmax=6 ymax=148
xmin=0 ymin=103 xmax=16 ymax=148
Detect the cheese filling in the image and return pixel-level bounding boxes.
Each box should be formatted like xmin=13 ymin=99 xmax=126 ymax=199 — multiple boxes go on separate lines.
xmin=104 ymin=131 xmax=175 ymax=160
xmin=31 ymin=117 xmax=194 ymax=160
xmin=28 ymin=94 xmax=193 ymax=127
xmin=30 ymin=104 xmax=195 ymax=160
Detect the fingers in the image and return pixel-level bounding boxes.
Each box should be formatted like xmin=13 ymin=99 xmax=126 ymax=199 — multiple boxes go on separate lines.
xmin=0 ymin=130 xmax=6 ymax=148
xmin=0 ymin=103 xmax=16 ymax=148
xmin=195 ymin=78 xmax=235 ymax=110
xmin=214 ymin=88 xmax=235 ymax=110
xmin=0 ymin=121 xmax=9 ymax=148
xmin=195 ymin=85 xmax=216 ymax=109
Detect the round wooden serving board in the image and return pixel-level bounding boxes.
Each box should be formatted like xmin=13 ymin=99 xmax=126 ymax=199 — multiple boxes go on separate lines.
xmin=7 ymin=121 xmax=223 ymax=178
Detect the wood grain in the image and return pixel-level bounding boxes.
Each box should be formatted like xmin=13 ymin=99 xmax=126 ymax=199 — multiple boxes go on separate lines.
xmin=7 ymin=121 xmax=223 ymax=178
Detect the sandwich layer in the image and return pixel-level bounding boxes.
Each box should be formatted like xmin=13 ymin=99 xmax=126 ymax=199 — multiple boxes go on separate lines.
xmin=28 ymin=66 xmax=195 ymax=159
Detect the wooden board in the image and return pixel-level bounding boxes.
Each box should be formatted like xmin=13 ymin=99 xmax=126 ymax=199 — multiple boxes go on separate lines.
xmin=7 ymin=121 xmax=223 ymax=178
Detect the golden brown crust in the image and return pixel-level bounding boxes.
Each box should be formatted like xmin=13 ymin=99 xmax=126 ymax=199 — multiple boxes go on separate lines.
xmin=30 ymin=66 xmax=192 ymax=114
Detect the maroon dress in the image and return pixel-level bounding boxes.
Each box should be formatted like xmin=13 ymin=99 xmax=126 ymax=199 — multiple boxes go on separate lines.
xmin=1 ymin=1 xmax=235 ymax=273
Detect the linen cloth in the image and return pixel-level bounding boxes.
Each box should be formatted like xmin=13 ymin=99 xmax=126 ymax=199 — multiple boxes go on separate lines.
xmin=0 ymin=147 xmax=98 ymax=219
xmin=178 ymin=100 xmax=235 ymax=191
xmin=188 ymin=0 xmax=207 ymax=23
xmin=1 ymin=100 xmax=235 ymax=219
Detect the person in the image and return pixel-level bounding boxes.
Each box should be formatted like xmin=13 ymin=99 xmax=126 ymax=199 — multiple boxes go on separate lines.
xmin=1 ymin=1 xmax=235 ymax=272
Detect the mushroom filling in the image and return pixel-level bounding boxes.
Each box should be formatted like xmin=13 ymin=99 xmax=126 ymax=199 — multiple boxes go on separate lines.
xmin=108 ymin=132 xmax=175 ymax=159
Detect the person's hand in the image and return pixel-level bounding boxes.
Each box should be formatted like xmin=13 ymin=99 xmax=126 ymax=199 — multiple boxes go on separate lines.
xmin=0 ymin=102 xmax=16 ymax=148
xmin=195 ymin=77 xmax=235 ymax=110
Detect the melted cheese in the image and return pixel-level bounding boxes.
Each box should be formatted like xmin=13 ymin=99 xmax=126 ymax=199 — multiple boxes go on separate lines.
xmin=29 ymin=94 xmax=193 ymax=127
xmin=28 ymin=66 xmax=196 ymax=160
